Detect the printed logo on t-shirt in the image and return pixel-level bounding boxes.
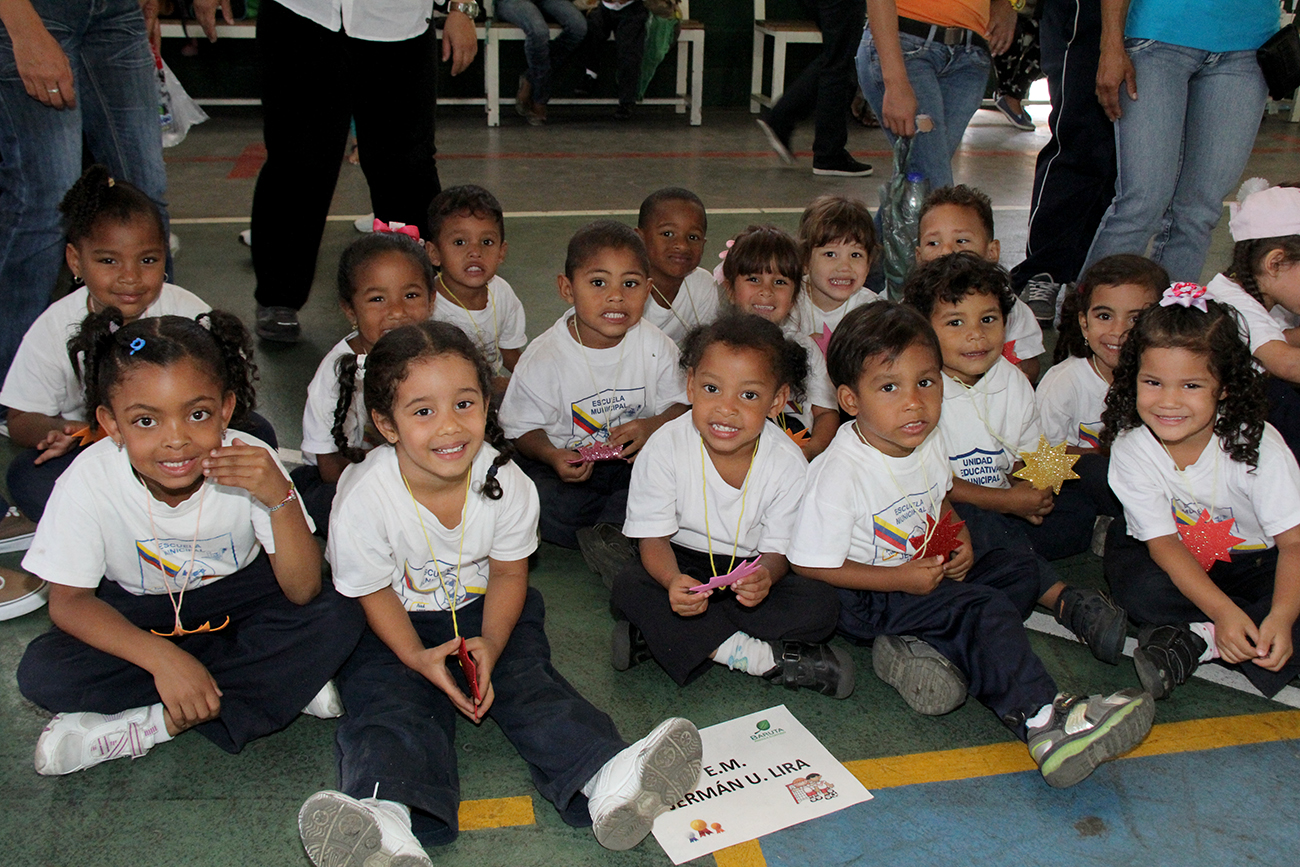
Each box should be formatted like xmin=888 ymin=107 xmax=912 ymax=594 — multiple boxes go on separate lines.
xmin=135 ymin=534 xmax=238 ymax=593
xmin=1170 ymin=498 xmax=1266 ymax=552
xmin=569 ymin=387 xmax=646 ymax=447
xmin=401 ymin=557 xmax=487 ymax=611
xmin=1078 ymin=422 xmax=1101 ymax=450
xmin=950 ymin=447 xmax=1009 ymax=487
xmin=870 ymin=493 xmax=936 ymax=563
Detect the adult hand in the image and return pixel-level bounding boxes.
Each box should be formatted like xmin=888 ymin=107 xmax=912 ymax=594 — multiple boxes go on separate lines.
xmin=880 ymin=81 xmax=918 ymax=138
xmin=9 ymin=8 xmax=76 ymax=109
xmin=192 ymin=0 xmax=233 ymax=43
xmin=985 ymin=0 xmax=1017 ymax=57
xmin=442 ymin=11 xmax=478 ymax=76
xmin=139 ymin=0 xmax=161 ymax=55
xmin=1095 ymin=41 xmax=1136 ymax=121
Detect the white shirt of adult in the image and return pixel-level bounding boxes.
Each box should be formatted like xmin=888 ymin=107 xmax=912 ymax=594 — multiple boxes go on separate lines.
xmin=23 ymin=431 xmax=307 ymax=594
xmin=789 ymin=424 xmax=953 ymax=569
xmin=0 ymin=283 xmax=209 ymax=420
xmin=430 ymin=275 xmax=528 ymax=375
xmin=624 ymin=413 xmax=808 ymax=560
xmin=273 ymin=0 xmax=438 ymax=41
xmin=1035 ymin=355 xmax=1108 ymax=449
xmin=938 ymin=356 xmax=1043 ymax=488
xmin=327 ymin=444 xmax=539 ymax=612
xmin=641 ymin=267 xmax=722 ymax=344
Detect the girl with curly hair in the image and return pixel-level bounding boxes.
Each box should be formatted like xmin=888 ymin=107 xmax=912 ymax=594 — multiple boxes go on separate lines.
xmin=1099 ymin=288 xmax=1300 ymax=703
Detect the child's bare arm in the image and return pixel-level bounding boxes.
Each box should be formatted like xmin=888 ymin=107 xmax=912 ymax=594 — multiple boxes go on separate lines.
xmin=734 ymin=552 xmax=786 ymax=607
xmin=513 ymin=428 xmax=593 ymax=482
xmin=501 ymin=347 xmax=522 ymax=373
xmin=797 ymin=555 xmax=945 ymax=595
xmin=8 ymin=409 xmax=79 ymax=456
xmin=1146 ymin=534 xmax=1258 ymax=663
xmin=804 ymin=406 xmax=838 ymax=461
xmin=1257 ymin=524 xmax=1300 ymax=670
xmin=609 ymin=403 xmax=689 ymax=460
xmin=316 ymin=452 xmax=352 ymax=485
xmin=949 ymin=477 xmax=1054 ymax=524
xmin=641 ymin=535 xmax=708 ymax=616
xmin=466 ymin=556 xmax=529 ymax=719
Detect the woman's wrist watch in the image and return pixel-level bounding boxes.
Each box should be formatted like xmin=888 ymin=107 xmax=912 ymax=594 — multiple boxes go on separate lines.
xmin=447 ymin=1 xmax=481 ymax=17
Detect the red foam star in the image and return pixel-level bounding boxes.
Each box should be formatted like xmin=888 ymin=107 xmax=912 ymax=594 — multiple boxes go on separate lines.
xmin=1001 ymin=341 xmax=1021 ymax=364
xmin=1177 ymin=509 xmax=1245 ymax=571
xmin=910 ymin=510 xmax=966 ymax=562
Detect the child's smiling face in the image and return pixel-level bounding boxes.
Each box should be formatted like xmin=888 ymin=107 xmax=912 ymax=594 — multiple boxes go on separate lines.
xmin=728 ymin=269 xmax=797 ymax=324
xmin=638 ymin=199 xmax=707 ymax=287
xmin=806 ymin=238 xmax=871 ymax=311
xmin=686 ymin=342 xmax=787 ymax=462
xmin=344 ymin=250 xmax=434 ymax=354
xmin=929 ymin=291 xmax=1006 ymax=385
xmin=1135 ymin=345 xmax=1224 ymax=462
xmin=557 ymin=246 xmax=650 ymax=349
xmin=68 ymin=214 xmax=168 ymax=323
xmin=1079 ymin=281 xmax=1158 ymax=377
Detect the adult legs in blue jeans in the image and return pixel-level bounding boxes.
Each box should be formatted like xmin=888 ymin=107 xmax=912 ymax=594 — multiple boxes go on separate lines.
xmin=1081 ymin=40 xmax=1267 ymax=283
xmin=857 ymin=29 xmax=991 ymax=188
xmin=0 ymin=0 xmax=168 ymax=382
xmin=496 ymin=0 xmax=587 ymax=107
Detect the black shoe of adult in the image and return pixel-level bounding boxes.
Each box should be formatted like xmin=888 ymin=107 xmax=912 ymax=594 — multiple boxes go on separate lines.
xmin=756 ymin=116 xmax=794 ymax=164
xmin=812 ymin=154 xmax=873 ymax=177
xmin=256 ymin=305 xmax=302 ymax=343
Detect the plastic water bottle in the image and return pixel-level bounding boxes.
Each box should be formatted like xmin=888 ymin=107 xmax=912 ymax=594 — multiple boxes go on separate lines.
xmin=154 ymin=51 xmax=178 ymax=139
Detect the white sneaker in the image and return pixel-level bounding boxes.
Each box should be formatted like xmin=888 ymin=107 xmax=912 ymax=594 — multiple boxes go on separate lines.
xmin=354 ymin=213 xmax=375 ymax=234
xmin=0 ymin=506 xmax=37 ymax=554
xmin=299 ymin=790 xmax=432 ymax=867
xmin=238 ymin=228 xmax=252 ymax=247
xmin=302 ymin=680 xmax=344 ymax=718
xmin=169 ymin=232 xmax=181 ymax=256
xmin=34 ymin=706 xmax=162 ymax=775
xmin=0 ymin=567 xmax=46 ymax=621
xmin=586 ymin=717 xmax=702 ymax=850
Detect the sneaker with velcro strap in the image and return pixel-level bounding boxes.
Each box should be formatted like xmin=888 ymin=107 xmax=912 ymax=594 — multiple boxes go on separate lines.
xmin=1054 ymin=585 xmax=1128 ymax=665
xmin=34 ymin=706 xmax=163 ymax=775
xmin=1133 ymin=623 xmax=1207 ymax=700
xmin=1028 ymin=688 xmax=1154 ymax=788
xmin=765 ymin=640 xmax=855 ymax=699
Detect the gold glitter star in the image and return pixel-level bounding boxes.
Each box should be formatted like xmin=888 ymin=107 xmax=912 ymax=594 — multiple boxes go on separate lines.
xmin=1013 ymin=435 xmax=1081 ymax=494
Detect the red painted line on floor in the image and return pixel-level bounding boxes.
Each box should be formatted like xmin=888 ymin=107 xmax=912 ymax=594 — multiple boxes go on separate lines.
xmin=227 ymin=143 xmax=266 ymax=179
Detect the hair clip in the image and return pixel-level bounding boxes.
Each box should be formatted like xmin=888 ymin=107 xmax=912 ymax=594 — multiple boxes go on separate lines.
xmin=712 ymin=238 xmax=735 ymax=284
xmin=373 ymin=219 xmax=422 ymax=242
xmin=197 ymin=313 xmax=212 ymax=331
xmin=108 ymin=321 xmax=120 ymax=334
xmin=107 ymin=177 xmax=115 ymax=187
xmin=129 ymin=337 xmax=146 ymax=355
xmin=1159 ymin=282 xmax=1209 ymax=313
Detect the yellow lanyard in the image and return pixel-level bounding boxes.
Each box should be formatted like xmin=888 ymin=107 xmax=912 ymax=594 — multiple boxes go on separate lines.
xmin=948 ymin=372 xmax=1025 ymax=466
xmin=698 ymin=434 xmax=759 ymax=577
xmin=853 ymin=420 xmax=941 ymax=556
xmin=438 ymin=274 xmax=500 ymax=363
xmin=571 ymin=315 xmax=626 ymax=438
xmin=650 ymin=278 xmax=702 ymax=335
xmin=402 ymin=470 xmax=472 ymax=635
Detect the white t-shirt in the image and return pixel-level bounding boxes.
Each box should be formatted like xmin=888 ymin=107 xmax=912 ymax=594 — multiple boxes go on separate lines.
xmin=0 ymin=284 xmax=209 ymax=420
xmin=499 ymin=313 xmax=687 ymax=449
xmin=788 ymin=287 xmax=880 ymax=343
xmin=1204 ymin=273 xmax=1287 ymax=354
xmin=624 ymin=413 xmax=807 ymax=558
xmin=430 ymin=275 xmax=528 ymax=375
xmin=300 ymin=334 xmax=372 ymax=465
xmin=641 ymin=268 xmax=721 ymax=344
xmin=1109 ymin=423 xmax=1300 ymax=553
xmin=938 ymin=357 xmax=1043 ymax=488
xmin=1036 ymin=355 xmax=1108 ymax=449
xmin=22 ymin=431 xmax=305 ymax=595
xmin=327 ymin=445 xmax=539 ymax=612
xmin=1005 ymin=298 xmax=1046 ymax=362
xmin=789 ymin=424 xmax=953 ymax=569
xmin=777 ymin=332 xmax=838 ymax=437
xmin=273 ymin=0 xmax=437 ymax=41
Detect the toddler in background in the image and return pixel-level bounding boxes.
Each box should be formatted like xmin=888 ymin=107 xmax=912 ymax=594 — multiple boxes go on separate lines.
xmin=610 ymin=313 xmax=850 ymax=697
xmin=500 ymin=220 xmax=687 ymax=556
xmin=915 ymin=185 xmax=1045 ymax=383
xmin=426 ymin=185 xmax=528 ymax=395
xmin=720 ymin=225 xmax=838 ymax=461
xmin=791 ymin=194 xmax=879 ymax=342
xmin=293 ymin=232 xmax=436 ymax=534
xmin=635 ymin=187 xmax=720 ymax=343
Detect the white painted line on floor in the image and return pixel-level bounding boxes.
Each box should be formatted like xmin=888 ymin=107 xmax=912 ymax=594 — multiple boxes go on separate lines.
xmin=1025 ymin=611 xmax=1300 ymax=709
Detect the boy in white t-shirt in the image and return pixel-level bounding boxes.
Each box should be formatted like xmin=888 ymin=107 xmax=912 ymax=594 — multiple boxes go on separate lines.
xmin=915 ymin=185 xmax=1046 ymax=383
xmin=789 ymin=301 xmax=1153 ymax=789
xmin=500 ymin=221 xmax=688 ymax=551
xmin=426 ymin=185 xmax=528 ymax=394
xmin=904 ymin=255 xmax=1129 ymax=666
xmin=635 ymin=187 xmax=721 ymax=344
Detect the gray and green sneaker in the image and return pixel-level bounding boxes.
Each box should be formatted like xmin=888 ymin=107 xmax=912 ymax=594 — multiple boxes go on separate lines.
xmin=1028 ymin=689 xmax=1154 ymax=788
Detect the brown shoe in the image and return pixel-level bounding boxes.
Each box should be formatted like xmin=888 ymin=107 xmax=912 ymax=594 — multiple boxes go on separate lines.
xmin=0 ymin=507 xmax=36 ymax=554
xmin=0 ymin=567 xmax=47 ymax=621
xmin=527 ymin=101 xmax=547 ymax=126
xmin=516 ymin=73 xmax=534 ymax=118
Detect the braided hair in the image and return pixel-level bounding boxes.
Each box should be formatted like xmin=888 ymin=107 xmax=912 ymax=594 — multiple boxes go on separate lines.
xmin=70 ymin=308 xmax=258 ymax=430
xmin=59 ymin=164 xmax=165 ymax=249
xmin=362 ymin=321 xmax=513 ymax=500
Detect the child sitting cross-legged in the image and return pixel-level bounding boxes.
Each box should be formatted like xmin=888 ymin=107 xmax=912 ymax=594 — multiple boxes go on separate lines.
xmin=609 ymin=312 xmax=852 ymax=697
xmin=788 ymin=301 xmax=1154 ymax=788
xmin=904 ymin=255 xmax=1130 ymax=666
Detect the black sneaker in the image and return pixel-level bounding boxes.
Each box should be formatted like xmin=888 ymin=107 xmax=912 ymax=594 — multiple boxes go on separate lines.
xmin=610 ymin=619 xmax=653 ymax=671
xmin=764 ymin=640 xmax=855 ymax=699
xmin=1133 ymin=623 xmax=1206 ymax=700
xmin=755 ymin=116 xmax=794 ymax=164
xmin=256 ymin=304 xmax=301 ymax=343
xmin=1019 ymin=273 xmax=1063 ymax=327
xmin=871 ymin=635 xmax=966 ymax=715
xmin=1055 ymin=586 xmax=1128 ymax=665
xmin=1028 ymin=689 xmax=1154 ymax=788
xmin=576 ymin=523 xmax=638 ymax=589
xmin=812 ymin=154 xmax=873 ymax=177
xmin=612 ymin=105 xmax=632 ymax=121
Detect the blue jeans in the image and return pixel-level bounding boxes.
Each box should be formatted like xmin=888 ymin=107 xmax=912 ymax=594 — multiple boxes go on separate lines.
xmin=0 ymin=0 xmax=168 ymax=384
xmin=857 ymin=26 xmax=992 ymax=188
xmin=495 ymin=0 xmax=587 ymax=106
xmin=1082 ymin=39 xmax=1267 ymax=283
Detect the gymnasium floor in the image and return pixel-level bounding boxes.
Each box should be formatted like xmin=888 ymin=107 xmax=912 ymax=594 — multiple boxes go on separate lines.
xmin=2 ymin=99 xmax=1298 ymax=867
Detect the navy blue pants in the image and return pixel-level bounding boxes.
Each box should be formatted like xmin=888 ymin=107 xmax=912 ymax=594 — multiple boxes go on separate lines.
xmin=835 ymin=547 xmax=1059 ymax=736
xmin=6 ymin=411 xmax=278 ymax=521
xmin=290 ymin=464 xmax=335 ymax=538
xmin=516 ymin=455 xmax=632 ymax=549
xmin=17 ymin=553 xmax=363 ymax=752
xmin=1104 ymin=518 xmax=1300 ymax=698
xmin=611 ymin=544 xmax=840 ymax=685
xmin=955 ymin=502 xmax=1062 ymax=598
xmin=334 ymin=588 xmax=626 ymax=846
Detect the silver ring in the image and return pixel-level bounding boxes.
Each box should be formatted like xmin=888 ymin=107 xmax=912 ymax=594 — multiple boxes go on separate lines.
xmin=48 ymin=87 xmax=59 ymax=93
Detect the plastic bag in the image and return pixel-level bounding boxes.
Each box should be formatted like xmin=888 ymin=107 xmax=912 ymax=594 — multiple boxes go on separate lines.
xmin=156 ymin=55 xmax=209 ymax=148
xmin=638 ymin=6 xmax=681 ymax=99
xmin=877 ymin=128 xmax=931 ymax=301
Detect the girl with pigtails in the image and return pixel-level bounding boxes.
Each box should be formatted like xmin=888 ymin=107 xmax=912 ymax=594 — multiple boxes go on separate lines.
xmin=16 ymin=309 xmax=364 ymax=776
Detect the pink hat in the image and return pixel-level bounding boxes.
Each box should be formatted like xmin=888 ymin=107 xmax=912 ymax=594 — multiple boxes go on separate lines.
xmin=1228 ymin=179 xmax=1300 ymax=241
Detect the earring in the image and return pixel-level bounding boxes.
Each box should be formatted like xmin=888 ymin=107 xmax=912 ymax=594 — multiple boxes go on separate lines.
xmin=114 ymin=439 xmax=123 ymax=452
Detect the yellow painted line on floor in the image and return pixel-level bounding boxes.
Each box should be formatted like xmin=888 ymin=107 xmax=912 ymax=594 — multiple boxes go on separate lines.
xmin=711 ymin=710 xmax=1300 ymax=867
xmin=457 ymin=795 xmax=535 ymax=831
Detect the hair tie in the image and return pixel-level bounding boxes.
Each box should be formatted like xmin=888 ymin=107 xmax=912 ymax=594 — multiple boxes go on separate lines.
xmin=485 ymin=464 xmax=499 ymax=480
xmin=106 ymin=177 xmax=115 ymax=188
xmin=108 ymin=321 xmax=120 ymax=334
xmin=1159 ymin=282 xmax=1209 ymax=312
xmin=129 ymin=337 xmax=146 ymax=355
xmin=373 ymin=219 xmax=422 ymax=243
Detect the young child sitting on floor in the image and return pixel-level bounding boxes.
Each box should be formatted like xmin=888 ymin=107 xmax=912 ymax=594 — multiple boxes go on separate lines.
xmin=609 ymin=312 xmax=851 ymax=697
xmin=635 ymin=187 xmax=720 ymax=344
xmin=788 ymin=300 xmax=1154 ymax=789
xmin=790 ymin=194 xmax=880 ymax=343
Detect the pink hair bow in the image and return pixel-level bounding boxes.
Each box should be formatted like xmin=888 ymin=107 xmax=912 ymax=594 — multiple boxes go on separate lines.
xmin=372 ymin=219 xmax=422 ymax=242
xmin=712 ymin=239 xmax=735 ymax=285
xmin=1159 ymin=282 xmax=1209 ymax=313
